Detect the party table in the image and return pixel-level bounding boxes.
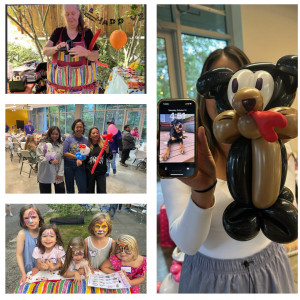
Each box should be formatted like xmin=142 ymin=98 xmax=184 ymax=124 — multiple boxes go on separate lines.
xmin=14 ymin=279 xmax=131 ymax=294
xmin=105 ymin=67 xmax=145 ymax=94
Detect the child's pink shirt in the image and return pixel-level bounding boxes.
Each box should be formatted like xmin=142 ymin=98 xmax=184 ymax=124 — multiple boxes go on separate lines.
xmin=32 ymin=244 xmax=65 ymax=265
xmin=109 ymin=255 xmax=147 ymax=293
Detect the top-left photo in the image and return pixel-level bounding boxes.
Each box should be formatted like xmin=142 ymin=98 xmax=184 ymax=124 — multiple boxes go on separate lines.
xmin=6 ymin=4 xmax=145 ymax=94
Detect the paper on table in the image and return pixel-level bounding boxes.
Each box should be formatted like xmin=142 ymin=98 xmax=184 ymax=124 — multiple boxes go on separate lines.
xmin=88 ymin=271 xmax=131 ymax=289
xmin=26 ymin=270 xmax=64 ymax=283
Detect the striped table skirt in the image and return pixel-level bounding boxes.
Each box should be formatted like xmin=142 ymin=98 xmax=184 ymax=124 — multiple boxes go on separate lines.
xmin=14 ymin=279 xmax=131 ymax=294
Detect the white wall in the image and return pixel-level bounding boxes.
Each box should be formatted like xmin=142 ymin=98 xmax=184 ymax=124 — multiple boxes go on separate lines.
xmin=241 ymin=4 xmax=298 ymax=153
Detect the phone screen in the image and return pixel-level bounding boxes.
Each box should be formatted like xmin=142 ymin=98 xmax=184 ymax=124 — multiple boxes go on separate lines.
xmin=158 ymin=99 xmax=197 ymax=178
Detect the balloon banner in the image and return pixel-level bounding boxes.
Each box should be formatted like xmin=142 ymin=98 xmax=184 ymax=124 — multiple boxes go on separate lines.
xmin=197 ymin=55 xmax=298 ymax=243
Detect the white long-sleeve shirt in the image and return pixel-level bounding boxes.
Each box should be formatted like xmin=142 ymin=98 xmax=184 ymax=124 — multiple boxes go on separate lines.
xmin=161 ymin=147 xmax=296 ymax=259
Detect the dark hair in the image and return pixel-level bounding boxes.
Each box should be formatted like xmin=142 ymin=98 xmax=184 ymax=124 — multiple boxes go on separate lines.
xmin=197 ymin=46 xmax=251 ymax=158
xmin=46 ymin=126 xmax=62 ymax=144
xmin=88 ymin=127 xmax=104 ymax=150
xmin=124 ymin=124 xmax=130 ymax=130
xmin=71 ymin=119 xmax=85 ymax=134
xmin=19 ymin=205 xmax=44 ymax=229
xmin=36 ymin=224 xmax=64 ymax=254
xmin=63 ymin=5 xmax=85 ymax=34
xmin=60 ymin=237 xmax=87 ymax=276
xmin=201 ymin=46 xmax=251 ymax=77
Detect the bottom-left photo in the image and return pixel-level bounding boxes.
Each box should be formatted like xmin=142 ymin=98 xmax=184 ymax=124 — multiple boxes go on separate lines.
xmin=5 ymin=203 xmax=147 ymax=294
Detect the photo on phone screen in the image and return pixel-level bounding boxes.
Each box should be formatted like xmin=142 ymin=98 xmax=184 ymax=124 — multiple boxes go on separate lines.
xmin=158 ymin=99 xmax=197 ymax=178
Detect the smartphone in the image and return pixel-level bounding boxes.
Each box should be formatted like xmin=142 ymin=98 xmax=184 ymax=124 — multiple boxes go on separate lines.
xmin=158 ymin=98 xmax=198 ymax=178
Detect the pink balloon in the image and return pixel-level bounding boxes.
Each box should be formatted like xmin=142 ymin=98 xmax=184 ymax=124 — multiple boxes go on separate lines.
xmin=170 ymin=264 xmax=182 ymax=275
xmin=173 ymin=273 xmax=181 ymax=283
xmin=157 ymin=282 xmax=162 ymax=293
xmin=107 ymin=124 xmax=118 ymax=136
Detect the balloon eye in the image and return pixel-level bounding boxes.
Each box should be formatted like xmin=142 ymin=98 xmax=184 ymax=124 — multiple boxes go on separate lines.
xmin=255 ymin=78 xmax=263 ymax=90
xmin=232 ymin=78 xmax=238 ymax=93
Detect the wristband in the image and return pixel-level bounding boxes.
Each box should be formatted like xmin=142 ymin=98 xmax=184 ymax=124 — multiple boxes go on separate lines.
xmin=193 ymin=180 xmax=217 ymax=193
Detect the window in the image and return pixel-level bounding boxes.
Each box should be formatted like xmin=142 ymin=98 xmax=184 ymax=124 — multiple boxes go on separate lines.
xmin=182 ymin=34 xmax=226 ymax=98
xmin=31 ymin=104 xmax=146 ymax=139
xmin=157 ymin=5 xmax=243 ymax=99
xmin=83 ymin=104 xmax=94 ymax=111
xmin=157 ymin=37 xmax=171 ymax=100
xmin=82 ymin=112 xmax=94 ymax=132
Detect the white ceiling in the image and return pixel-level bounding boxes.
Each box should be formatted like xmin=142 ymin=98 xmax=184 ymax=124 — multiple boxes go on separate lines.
xmin=5 ymin=104 xmax=62 ymax=110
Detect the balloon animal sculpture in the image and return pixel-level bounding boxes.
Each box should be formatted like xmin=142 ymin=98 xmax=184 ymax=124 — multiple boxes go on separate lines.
xmin=197 ymin=55 xmax=298 ymax=243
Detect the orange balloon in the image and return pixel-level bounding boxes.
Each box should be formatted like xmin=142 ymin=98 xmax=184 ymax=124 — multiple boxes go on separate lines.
xmin=109 ymin=30 xmax=127 ymax=50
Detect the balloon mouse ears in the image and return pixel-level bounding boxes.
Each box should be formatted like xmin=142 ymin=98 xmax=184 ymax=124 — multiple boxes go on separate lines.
xmin=276 ymin=55 xmax=298 ymax=77
xmin=196 ymin=67 xmax=233 ymax=97
xmin=196 ymin=67 xmax=234 ymax=114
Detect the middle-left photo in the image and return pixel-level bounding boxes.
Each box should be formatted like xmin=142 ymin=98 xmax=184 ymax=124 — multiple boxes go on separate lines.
xmin=5 ymin=104 xmax=147 ymax=194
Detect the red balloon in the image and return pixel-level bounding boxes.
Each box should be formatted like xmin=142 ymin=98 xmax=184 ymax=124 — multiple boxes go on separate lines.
xmin=110 ymin=30 xmax=127 ymax=50
xmin=173 ymin=273 xmax=181 ymax=283
xmin=170 ymin=264 xmax=182 ymax=275
xmin=157 ymin=282 xmax=162 ymax=293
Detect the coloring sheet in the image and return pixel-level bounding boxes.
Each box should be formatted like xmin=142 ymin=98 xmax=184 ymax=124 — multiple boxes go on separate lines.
xmin=26 ymin=270 xmax=64 ymax=283
xmin=88 ymin=271 xmax=131 ymax=289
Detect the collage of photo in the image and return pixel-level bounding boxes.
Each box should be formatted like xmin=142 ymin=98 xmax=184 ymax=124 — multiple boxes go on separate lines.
xmin=2 ymin=1 xmax=298 ymax=297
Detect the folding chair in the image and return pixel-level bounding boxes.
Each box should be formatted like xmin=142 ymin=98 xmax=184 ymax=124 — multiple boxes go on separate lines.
xmin=133 ymin=148 xmax=147 ymax=170
xmin=80 ymin=204 xmax=94 ymax=215
xmin=20 ymin=150 xmax=36 ymax=178
xmin=11 ymin=142 xmax=22 ymax=162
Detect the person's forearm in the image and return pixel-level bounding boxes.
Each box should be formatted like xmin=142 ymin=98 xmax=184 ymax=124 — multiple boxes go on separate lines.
xmin=62 ymin=270 xmax=79 ymax=278
xmin=64 ymin=152 xmax=76 ymax=160
xmin=43 ymin=46 xmax=58 ymax=57
xmin=162 ymin=179 xmax=214 ymax=255
xmin=85 ymin=50 xmax=99 ymax=61
xmin=128 ymin=276 xmax=145 ymax=286
xmin=16 ymin=255 xmax=26 ymax=277
xmin=100 ymin=266 xmax=115 ymax=274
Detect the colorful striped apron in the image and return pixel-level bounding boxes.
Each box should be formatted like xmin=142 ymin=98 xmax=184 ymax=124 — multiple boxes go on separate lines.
xmin=47 ymin=27 xmax=98 ymax=94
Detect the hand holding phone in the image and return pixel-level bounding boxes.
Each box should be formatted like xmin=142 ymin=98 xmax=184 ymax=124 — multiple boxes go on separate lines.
xmin=179 ymin=126 xmax=216 ymax=203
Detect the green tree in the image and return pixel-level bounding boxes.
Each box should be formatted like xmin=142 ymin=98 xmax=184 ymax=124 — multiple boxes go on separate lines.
xmin=7 ymin=42 xmax=41 ymax=67
xmin=7 ymin=5 xmax=50 ymax=62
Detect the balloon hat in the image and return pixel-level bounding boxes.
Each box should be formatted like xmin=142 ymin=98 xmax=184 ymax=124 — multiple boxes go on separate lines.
xmin=90 ymin=124 xmax=117 ymax=174
xmin=197 ymin=55 xmax=298 ymax=243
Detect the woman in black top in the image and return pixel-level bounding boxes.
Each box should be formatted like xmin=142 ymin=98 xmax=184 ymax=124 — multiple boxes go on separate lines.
xmin=42 ymin=5 xmax=99 ymax=94
xmin=86 ymin=127 xmax=112 ymax=193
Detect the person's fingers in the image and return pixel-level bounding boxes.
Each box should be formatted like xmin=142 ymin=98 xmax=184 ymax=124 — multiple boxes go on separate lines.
xmin=197 ymin=126 xmax=214 ymax=168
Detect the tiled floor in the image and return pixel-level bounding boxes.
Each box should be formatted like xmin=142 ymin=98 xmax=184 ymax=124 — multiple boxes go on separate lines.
xmin=5 ymin=150 xmax=146 ymax=193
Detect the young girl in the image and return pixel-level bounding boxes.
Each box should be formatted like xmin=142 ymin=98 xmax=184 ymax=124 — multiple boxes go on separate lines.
xmin=60 ymin=237 xmax=92 ymax=285
xmin=101 ymin=234 xmax=147 ymax=294
xmin=24 ymin=135 xmax=37 ymax=164
xmin=32 ymin=224 xmax=65 ymax=273
xmin=16 ymin=205 xmax=45 ymax=284
xmin=85 ymin=213 xmax=114 ymax=271
xmin=24 ymin=135 xmax=37 ymax=153
xmin=85 ymin=127 xmax=113 ymax=193
xmin=36 ymin=126 xmax=65 ymax=193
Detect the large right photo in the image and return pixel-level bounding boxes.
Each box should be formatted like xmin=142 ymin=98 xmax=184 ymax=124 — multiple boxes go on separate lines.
xmin=157 ymin=4 xmax=298 ymax=293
